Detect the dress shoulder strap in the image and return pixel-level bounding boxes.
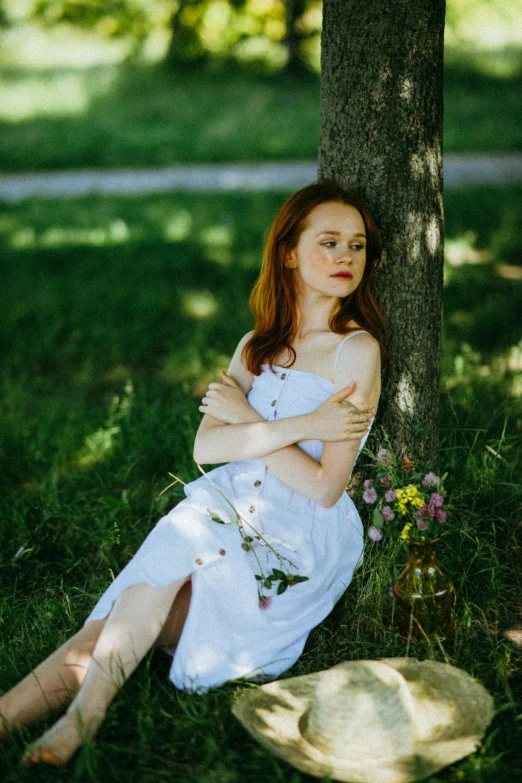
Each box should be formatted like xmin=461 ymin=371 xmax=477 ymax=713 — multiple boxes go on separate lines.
xmin=332 ymin=330 xmax=369 ymax=379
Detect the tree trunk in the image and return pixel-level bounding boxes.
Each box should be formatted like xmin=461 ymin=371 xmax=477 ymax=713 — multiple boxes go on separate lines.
xmin=165 ymin=0 xmax=208 ymax=68
xmin=318 ymin=0 xmax=446 ymax=464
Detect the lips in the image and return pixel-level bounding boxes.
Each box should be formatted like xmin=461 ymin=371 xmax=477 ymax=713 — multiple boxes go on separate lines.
xmin=331 ymin=272 xmax=353 ymax=280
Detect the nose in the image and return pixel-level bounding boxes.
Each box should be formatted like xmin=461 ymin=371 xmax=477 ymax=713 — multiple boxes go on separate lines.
xmin=336 ymin=243 xmax=353 ymax=263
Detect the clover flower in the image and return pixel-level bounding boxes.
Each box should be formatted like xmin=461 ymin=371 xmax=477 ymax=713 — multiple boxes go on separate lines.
xmin=435 ymin=508 xmax=447 ymax=523
xmin=381 ymin=505 xmax=395 ymax=522
xmin=402 ymin=456 xmax=415 ymax=471
xmin=362 ymin=486 xmax=378 ymax=504
xmin=259 ymin=595 xmax=272 ymax=610
xmin=363 ymin=479 xmax=374 ymax=489
xmin=379 ymin=474 xmax=392 ymax=488
xmin=377 ymin=449 xmax=393 ymax=466
xmin=368 ymin=526 xmax=383 ymax=542
xmin=429 ymin=492 xmax=444 ymax=508
xmin=384 ymin=488 xmax=396 ymax=503
xmin=422 ymin=472 xmax=438 ymax=488
xmin=416 ymin=518 xmax=428 ymax=531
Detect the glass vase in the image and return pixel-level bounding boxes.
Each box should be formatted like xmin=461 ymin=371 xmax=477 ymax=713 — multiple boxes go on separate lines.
xmin=392 ymin=539 xmax=454 ymax=642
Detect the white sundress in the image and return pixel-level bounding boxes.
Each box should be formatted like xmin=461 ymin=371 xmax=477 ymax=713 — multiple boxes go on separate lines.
xmin=85 ymin=332 xmax=372 ymax=693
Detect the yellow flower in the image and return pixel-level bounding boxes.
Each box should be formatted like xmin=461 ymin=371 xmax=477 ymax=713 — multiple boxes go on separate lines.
xmin=395 ymin=485 xmax=424 ymax=515
xmin=400 ymin=522 xmax=413 ymax=540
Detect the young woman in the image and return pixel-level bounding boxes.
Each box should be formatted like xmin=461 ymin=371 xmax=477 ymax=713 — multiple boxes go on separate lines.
xmin=0 ymin=180 xmax=385 ymax=766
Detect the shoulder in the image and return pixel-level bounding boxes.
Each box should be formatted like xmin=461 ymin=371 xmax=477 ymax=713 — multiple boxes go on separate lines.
xmin=337 ymin=331 xmax=381 ymax=364
xmin=333 ymin=331 xmax=381 ymax=403
xmin=236 ymin=330 xmax=255 ymax=350
xmin=227 ymin=331 xmax=255 ymax=395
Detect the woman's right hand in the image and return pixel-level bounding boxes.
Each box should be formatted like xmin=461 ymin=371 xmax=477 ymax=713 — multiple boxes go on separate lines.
xmin=306 ymin=383 xmax=374 ymax=442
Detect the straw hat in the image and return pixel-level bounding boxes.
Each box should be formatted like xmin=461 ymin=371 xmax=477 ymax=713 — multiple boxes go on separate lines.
xmin=232 ymin=658 xmax=494 ymax=783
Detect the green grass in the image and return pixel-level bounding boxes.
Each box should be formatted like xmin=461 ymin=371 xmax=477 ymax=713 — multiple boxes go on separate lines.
xmin=0 ymin=189 xmax=521 ymax=781
xmin=0 ymin=48 xmax=521 ymax=174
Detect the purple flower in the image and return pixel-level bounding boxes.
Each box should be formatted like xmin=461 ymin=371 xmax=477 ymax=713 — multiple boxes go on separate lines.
xmin=363 ymin=479 xmax=374 ymax=489
xmin=381 ymin=505 xmax=395 ymax=522
xmin=377 ymin=449 xmax=393 ymax=466
xmin=429 ymin=493 xmax=444 ymax=508
xmin=416 ymin=518 xmax=428 ymax=530
xmin=415 ymin=504 xmax=432 ymax=520
xmin=259 ymin=595 xmax=272 ymax=610
xmin=435 ymin=508 xmax=447 ymax=523
xmin=368 ymin=526 xmax=383 ymax=542
xmin=422 ymin=472 xmax=438 ymax=488
xmin=384 ymin=488 xmax=396 ymax=503
xmin=379 ymin=474 xmax=392 ymax=488
xmin=362 ymin=487 xmax=378 ymax=504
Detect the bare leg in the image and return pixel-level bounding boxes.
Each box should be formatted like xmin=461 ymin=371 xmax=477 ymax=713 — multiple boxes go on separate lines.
xmin=0 ymin=621 xmax=105 ymax=739
xmin=23 ymin=576 xmax=190 ymax=766
xmin=1 ymin=579 xmax=191 ymax=743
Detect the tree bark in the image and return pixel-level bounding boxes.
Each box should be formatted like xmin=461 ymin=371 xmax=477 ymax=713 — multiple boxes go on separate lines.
xmin=318 ymin=0 xmax=446 ymax=464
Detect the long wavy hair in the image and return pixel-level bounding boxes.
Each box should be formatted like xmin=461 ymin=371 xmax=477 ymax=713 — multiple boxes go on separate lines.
xmin=243 ymin=180 xmax=386 ymax=376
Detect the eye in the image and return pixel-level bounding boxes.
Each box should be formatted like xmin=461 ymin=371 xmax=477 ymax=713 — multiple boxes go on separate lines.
xmin=322 ymin=241 xmax=336 ymax=247
xmin=351 ymin=244 xmax=365 ymax=251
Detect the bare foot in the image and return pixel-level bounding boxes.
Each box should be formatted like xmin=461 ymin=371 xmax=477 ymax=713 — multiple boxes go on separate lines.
xmin=22 ymin=709 xmax=102 ymax=767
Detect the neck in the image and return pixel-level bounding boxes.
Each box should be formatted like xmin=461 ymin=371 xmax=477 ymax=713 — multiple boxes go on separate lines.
xmin=294 ymin=291 xmax=340 ymax=340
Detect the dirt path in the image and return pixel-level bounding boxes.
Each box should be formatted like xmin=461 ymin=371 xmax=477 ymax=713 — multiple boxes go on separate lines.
xmin=1 ymin=154 xmax=521 ymax=202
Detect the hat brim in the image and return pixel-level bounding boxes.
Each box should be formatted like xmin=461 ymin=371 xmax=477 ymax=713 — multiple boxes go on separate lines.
xmin=232 ymin=660 xmax=491 ymax=783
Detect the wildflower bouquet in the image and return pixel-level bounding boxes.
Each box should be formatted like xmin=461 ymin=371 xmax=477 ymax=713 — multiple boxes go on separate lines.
xmin=358 ymin=447 xmax=448 ymax=543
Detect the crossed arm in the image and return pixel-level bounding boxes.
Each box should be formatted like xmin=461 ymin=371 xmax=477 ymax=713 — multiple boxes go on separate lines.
xmin=193 ymin=332 xmax=381 ymax=508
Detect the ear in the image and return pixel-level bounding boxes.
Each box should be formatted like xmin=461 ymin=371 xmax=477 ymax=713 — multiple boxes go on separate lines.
xmin=285 ymin=250 xmax=297 ymax=269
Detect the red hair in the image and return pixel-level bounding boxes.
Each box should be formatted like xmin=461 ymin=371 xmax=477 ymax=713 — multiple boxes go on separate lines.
xmin=243 ymin=180 xmax=386 ymax=375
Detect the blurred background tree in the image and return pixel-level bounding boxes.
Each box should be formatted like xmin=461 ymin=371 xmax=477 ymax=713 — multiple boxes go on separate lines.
xmin=0 ymin=0 xmax=320 ymax=72
xmin=1 ymin=0 xmax=520 ymax=74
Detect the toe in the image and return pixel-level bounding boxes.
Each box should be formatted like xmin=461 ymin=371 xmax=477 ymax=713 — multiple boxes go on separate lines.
xmin=23 ymin=748 xmax=64 ymax=767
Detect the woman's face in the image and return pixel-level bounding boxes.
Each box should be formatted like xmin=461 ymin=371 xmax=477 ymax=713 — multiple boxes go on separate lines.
xmin=286 ymin=200 xmax=367 ymax=300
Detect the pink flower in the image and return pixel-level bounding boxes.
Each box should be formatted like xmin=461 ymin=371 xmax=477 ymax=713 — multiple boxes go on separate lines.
xmin=259 ymin=595 xmax=272 ymax=610
xmin=435 ymin=508 xmax=447 ymax=523
xmin=384 ymin=488 xmax=396 ymax=503
xmin=422 ymin=472 xmax=438 ymax=488
xmin=429 ymin=493 xmax=444 ymax=508
xmin=362 ymin=487 xmax=378 ymax=504
xmin=368 ymin=526 xmax=383 ymax=541
xmin=363 ymin=479 xmax=374 ymax=489
xmin=381 ymin=505 xmax=395 ymax=522
xmin=416 ymin=518 xmax=428 ymax=530
xmin=379 ymin=474 xmax=392 ymax=488
xmin=377 ymin=449 xmax=393 ymax=466
xmin=415 ymin=504 xmax=434 ymax=520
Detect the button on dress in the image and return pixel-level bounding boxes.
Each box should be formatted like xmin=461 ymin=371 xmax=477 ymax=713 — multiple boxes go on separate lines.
xmin=85 ymin=333 xmax=372 ymax=693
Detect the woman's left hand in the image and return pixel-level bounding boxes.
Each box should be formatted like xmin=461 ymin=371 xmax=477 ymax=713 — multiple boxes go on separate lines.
xmin=199 ymin=371 xmax=261 ymax=424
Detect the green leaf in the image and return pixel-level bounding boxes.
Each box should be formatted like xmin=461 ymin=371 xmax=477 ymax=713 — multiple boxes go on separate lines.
xmin=255 ymin=574 xmax=263 ymax=581
xmin=244 ymin=535 xmax=253 ymax=543
xmin=372 ymin=508 xmax=384 ymax=529
xmin=207 ymin=509 xmax=225 ymax=524
xmin=277 ymin=582 xmax=288 ymax=595
xmin=271 ymin=568 xmax=286 ymax=579
xmin=292 ymin=575 xmax=309 ymax=584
